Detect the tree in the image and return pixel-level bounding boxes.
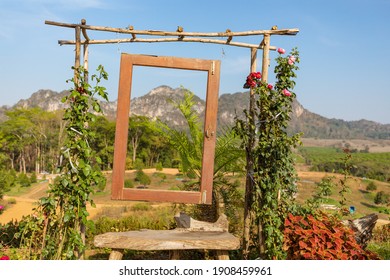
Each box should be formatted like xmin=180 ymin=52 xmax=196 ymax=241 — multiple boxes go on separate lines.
xmin=89 ymin=116 xmax=116 ymax=170
xmin=128 ymin=116 xmax=151 ymax=165
xmin=0 ymin=108 xmax=63 ymax=174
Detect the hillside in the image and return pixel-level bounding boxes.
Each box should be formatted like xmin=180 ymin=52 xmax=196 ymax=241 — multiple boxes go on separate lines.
xmin=2 ymin=86 xmax=390 ymax=139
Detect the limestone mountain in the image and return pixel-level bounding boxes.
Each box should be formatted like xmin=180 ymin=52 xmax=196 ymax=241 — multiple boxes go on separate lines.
xmin=2 ymin=86 xmax=390 ymax=139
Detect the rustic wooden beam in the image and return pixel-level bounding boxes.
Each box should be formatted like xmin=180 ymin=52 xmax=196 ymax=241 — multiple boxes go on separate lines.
xmin=74 ymin=25 xmax=81 ymax=84
xmin=58 ymin=37 xmax=277 ymax=50
xmin=261 ymin=34 xmax=271 ymax=82
xmin=45 ymin=20 xmax=299 ymax=37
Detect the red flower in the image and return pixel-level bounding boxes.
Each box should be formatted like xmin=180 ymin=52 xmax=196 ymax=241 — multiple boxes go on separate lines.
xmin=243 ymin=72 xmax=262 ymax=89
xmin=267 ymin=84 xmax=273 ymax=90
xmin=0 ymin=256 xmax=10 ymax=260
xmin=250 ymin=72 xmax=261 ymax=79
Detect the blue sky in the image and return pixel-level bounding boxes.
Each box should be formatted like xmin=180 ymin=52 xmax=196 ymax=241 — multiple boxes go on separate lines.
xmin=1 ymin=0 xmax=389 ymax=124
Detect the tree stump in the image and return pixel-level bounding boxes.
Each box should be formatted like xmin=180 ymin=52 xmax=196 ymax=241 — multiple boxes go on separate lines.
xmin=345 ymin=213 xmax=378 ymax=248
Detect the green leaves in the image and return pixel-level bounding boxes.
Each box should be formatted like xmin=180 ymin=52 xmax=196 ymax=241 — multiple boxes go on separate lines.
xmin=235 ymin=48 xmax=301 ymax=259
xmin=21 ymin=65 xmax=109 ymax=260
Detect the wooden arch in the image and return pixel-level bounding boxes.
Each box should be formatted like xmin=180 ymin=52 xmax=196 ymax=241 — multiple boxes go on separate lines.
xmin=45 ymin=19 xmax=299 ymax=204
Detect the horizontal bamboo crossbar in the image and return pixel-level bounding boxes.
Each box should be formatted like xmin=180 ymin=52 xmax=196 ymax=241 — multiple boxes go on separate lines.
xmin=58 ymin=37 xmax=277 ymax=50
xmin=45 ymin=20 xmax=299 ymax=37
xmin=45 ymin=20 xmax=298 ymax=50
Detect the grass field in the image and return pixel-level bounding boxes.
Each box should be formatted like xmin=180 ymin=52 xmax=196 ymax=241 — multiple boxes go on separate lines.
xmin=297 ymin=146 xmax=390 ymax=182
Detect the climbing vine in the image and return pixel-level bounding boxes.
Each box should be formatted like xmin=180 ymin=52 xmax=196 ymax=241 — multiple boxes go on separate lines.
xmin=234 ymin=48 xmax=301 ymax=259
xmin=20 ymin=65 xmax=108 ymax=259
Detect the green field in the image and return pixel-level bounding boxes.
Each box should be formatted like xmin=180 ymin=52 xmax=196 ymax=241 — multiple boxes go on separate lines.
xmin=298 ymin=146 xmax=390 ymax=182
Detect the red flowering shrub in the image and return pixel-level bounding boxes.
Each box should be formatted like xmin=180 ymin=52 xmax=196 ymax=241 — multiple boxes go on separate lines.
xmin=0 ymin=255 xmax=10 ymax=260
xmin=283 ymin=212 xmax=379 ymax=260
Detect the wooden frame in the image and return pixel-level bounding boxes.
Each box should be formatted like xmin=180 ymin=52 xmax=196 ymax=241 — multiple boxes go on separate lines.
xmin=111 ymin=53 xmax=220 ymax=204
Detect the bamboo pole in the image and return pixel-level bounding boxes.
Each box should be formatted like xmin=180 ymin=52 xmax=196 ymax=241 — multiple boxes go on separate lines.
xmin=81 ymin=19 xmax=89 ymax=83
xmin=242 ymin=47 xmax=258 ymax=260
xmin=257 ymin=33 xmax=272 ymax=259
xmin=74 ymin=25 xmax=81 ymax=85
xmin=45 ymin=20 xmax=299 ymax=37
xmin=261 ymin=34 xmax=270 ymax=82
xmin=58 ymin=37 xmax=277 ymax=50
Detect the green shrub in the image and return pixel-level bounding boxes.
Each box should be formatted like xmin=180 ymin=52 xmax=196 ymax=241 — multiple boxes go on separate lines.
xmin=17 ymin=173 xmax=31 ymax=188
xmin=374 ymin=191 xmax=390 ymax=205
xmin=366 ymin=181 xmax=377 ymax=191
xmin=153 ymin=172 xmax=167 ymax=180
xmin=131 ymin=203 xmax=152 ymax=211
xmin=124 ymin=179 xmax=134 ymax=188
xmin=135 ymin=170 xmax=151 ymax=185
xmin=30 ymin=172 xmax=37 ymax=184
xmin=155 ymin=162 xmax=163 ymax=171
xmin=0 ymin=170 xmax=17 ymax=198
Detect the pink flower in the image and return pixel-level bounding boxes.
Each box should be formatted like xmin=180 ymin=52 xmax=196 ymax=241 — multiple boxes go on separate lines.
xmin=277 ymin=48 xmax=286 ymax=54
xmin=0 ymin=256 xmax=10 ymax=260
xmin=0 ymin=205 xmax=4 ymax=212
xmin=282 ymin=89 xmax=292 ymax=97
xmin=267 ymin=84 xmax=273 ymax=90
xmin=288 ymin=56 xmax=296 ymax=65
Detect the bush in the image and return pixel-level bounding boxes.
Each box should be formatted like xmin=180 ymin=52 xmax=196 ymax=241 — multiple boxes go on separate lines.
xmin=0 ymin=170 xmax=17 ymax=198
xmin=131 ymin=203 xmax=152 ymax=211
xmin=283 ymin=212 xmax=379 ymax=260
xmin=374 ymin=191 xmax=390 ymax=205
xmin=30 ymin=172 xmax=37 ymax=184
xmin=155 ymin=162 xmax=163 ymax=171
xmin=135 ymin=170 xmax=151 ymax=186
xmin=153 ymin=172 xmax=167 ymax=180
xmin=17 ymin=173 xmax=31 ymax=188
xmin=366 ymin=181 xmax=377 ymax=191
xmin=124 ymin=179 xmax=134 ymax=188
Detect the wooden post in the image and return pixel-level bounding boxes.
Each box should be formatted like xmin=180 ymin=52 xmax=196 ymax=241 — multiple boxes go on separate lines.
xmin=109 ymin=250 xmax=124 ymax=260
xmin=74 ymin=25 xmax=81 ymax=85
xmin=261 ymin=34 xmax=270 ymax=82
xmin=257 ymin=33 xmax=271 ymax=258
xmin=242 ymin=47 xmax=257 ymax=260
xmin=81 ymin=19 xmax=90 ymax=83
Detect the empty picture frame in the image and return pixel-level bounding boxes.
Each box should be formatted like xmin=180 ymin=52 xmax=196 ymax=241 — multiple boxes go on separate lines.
xmin=111 ymin=53 xmax=221 ymax=204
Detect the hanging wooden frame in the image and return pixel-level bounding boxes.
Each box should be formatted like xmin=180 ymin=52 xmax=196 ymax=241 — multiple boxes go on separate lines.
xmin=111 ymin=53 xmax=220 ymax=204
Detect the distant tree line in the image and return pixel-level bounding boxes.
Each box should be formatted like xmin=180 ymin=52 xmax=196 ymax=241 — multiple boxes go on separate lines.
xmin=0 ymin=107 xmax=179 ymax=176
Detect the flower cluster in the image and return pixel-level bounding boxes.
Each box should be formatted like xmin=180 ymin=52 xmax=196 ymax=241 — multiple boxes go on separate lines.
xmin=243 ymin=71 xmax=262 ymax=88
xmin=0 ymin=255 xmax=10 ymax=260
xmin=243 ymin=47 xmax=297 ymax=97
